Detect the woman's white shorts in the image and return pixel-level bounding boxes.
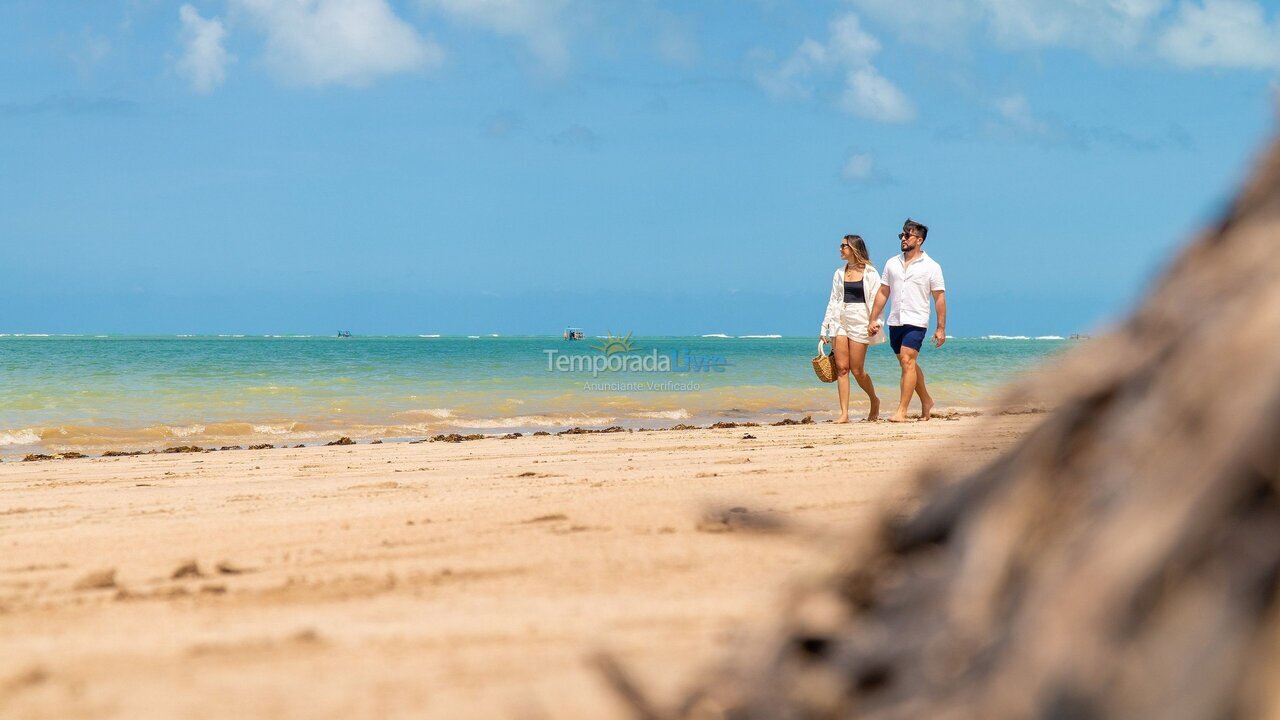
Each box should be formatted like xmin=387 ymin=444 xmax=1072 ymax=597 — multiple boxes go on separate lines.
xmin=834 ymin=302 xmax=872 ymax=344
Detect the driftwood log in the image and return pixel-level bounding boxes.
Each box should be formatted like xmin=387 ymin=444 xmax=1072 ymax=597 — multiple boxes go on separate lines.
xmin=647 ymin=138 xmax=1280 ymax=719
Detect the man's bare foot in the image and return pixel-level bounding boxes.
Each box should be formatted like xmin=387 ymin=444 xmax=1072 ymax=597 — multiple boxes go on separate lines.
xmin=866 ymin=397 xmax=880 ymax=422
xmin=834 ymin=416 xmax=850 ymax=424
xmin=888 ymin=413 xmax=912 ymax=423
xmin=921 ymin=398 xmax=934 ymax=421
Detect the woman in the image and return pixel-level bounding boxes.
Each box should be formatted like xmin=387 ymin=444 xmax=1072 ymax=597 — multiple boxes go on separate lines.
xmin=820 ymin=234 xmax=885 ymax=423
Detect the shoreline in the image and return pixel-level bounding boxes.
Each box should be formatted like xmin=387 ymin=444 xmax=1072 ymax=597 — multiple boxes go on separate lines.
xmin=1 ymin=335 xmax=1073 ymax=460
xmin=5 ymin=406 xmax=1048 ymax=463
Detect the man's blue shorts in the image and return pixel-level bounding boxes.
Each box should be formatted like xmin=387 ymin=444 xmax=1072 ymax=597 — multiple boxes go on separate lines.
xmin=889 ymin=324 xmax=927 ymax=355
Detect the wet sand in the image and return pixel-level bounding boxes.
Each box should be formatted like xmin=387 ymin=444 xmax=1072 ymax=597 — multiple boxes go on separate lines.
xmin=0 ymin=415 xmax=1039 ymax=718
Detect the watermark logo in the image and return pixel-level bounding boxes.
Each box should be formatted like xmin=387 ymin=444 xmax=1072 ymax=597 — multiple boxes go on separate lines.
xmin=591 ymin=331 xmax=636 ymax=356
xmin=543 ymin=331 xmax=728 ymax=380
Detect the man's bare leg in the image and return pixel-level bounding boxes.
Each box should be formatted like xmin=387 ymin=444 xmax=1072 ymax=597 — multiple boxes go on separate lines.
xmin=915 ymin=363 xmax=934 ymax=420
xmin=889 ymin=348 xmax=918 ymax=422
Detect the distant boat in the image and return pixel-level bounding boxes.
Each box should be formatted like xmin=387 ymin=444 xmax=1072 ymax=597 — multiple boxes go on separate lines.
xmin=563 ymin=327 xmax=585 ymax=341
xmin=337 ymin=330 xmax=352 ymax=338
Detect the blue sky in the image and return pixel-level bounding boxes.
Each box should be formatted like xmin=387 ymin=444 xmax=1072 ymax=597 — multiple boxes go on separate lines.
xmin=2 ymin=0 xmax=1278 ymax=336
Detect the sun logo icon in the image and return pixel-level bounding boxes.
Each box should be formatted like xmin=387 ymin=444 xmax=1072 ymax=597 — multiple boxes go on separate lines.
xmin=592 ymin=331 xmax=636 ymax=356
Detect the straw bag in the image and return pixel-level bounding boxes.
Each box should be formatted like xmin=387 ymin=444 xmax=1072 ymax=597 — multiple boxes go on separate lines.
xmin=812 ymin=339 xmax=836 ymax=383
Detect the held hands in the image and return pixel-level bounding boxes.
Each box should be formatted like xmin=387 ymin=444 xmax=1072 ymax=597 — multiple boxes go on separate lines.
xmin=934 ymin=328 xmax=946 ymax=348
xmin=867 ymin=321 xmax=883 ymax=338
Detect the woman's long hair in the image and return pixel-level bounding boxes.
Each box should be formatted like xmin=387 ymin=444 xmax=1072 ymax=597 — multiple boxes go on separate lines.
xmin=844 ymin=234 xmax=873 ymax=271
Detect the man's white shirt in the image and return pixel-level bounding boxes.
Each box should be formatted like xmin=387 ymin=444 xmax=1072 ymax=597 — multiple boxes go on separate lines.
xmin=882 ymin=251 xmax=945 ymax=328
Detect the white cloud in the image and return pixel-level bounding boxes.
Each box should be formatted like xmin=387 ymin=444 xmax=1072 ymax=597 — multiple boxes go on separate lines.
xmin=827 ymin=12 xmax=882 ymax=65
xmin=84 ymin=34 xmax=112 ymax=65
xmin=850 ymin=0 xmax=1170 ymax=53
xmin=419 ymin=0 xmax=570 ymax=75
xmin=981 ymin=0 xmax=1170 ymax=52
xmin=234 ymin=0 xmax=442 ymax=87
xmin=983 ymin=93 xmax=1185 ymax=150
xmin=58 ymin=27 xmax=114 ymax=83
xmin=994 ymin=94 xmax=1052 ymax=137
xmin=842 ymin=67 xmax=915 ymax=123
xmin=843 ymin=0 xmax=975 ymax=49
xmin=177 ymin=4 xmax=232 ymax=93
xmin=774 ymin=0 xmax=1280 ymax=86
xmin=852 ymin=0 xmax=1280 ymax=73
xmin=654 ymin=14 xmax=699 ymax=67
xmin=1157 ymin=0 xmax=1280 ymax=70
xmin=841 ymin=151 xmax=876 ymax=183
xmin=70 ymin=30 xmax=113 ymax=74
xmin=756 ymin=12 xmax=913 ymax=124
xmin=755 ymin=39 xmax=826 ymax=100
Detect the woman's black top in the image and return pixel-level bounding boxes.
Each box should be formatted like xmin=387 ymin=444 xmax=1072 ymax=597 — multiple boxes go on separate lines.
xmin=843 ymin=278 xmax=865 ymax=304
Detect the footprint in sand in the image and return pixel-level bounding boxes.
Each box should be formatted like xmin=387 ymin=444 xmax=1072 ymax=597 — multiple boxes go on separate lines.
xmin=522 ymin=513 xmax=568 ymax=523
xmin=344 ymin=481 xmax=401 ymax=490
xmin=73 ymin=568 xmax=116 ymax=591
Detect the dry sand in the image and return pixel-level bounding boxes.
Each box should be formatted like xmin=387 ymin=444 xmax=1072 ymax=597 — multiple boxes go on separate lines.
xmin=0 ymin=415 xmax=1039 ymax=719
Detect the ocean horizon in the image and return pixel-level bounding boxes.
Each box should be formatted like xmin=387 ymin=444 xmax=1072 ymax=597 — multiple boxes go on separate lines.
xmin=0 ymin=334 xmax=1073 ymax=457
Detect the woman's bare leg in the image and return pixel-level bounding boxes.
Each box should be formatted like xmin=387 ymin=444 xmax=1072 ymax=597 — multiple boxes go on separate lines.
xmin=847 ymin=340 xmax=879 ymax=421
xmin=832 ymin=335 xmax=852 ymax=423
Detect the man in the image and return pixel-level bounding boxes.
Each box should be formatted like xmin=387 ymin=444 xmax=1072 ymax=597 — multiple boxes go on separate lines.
xmin=868 ymin=218 xmax=947 ymax=422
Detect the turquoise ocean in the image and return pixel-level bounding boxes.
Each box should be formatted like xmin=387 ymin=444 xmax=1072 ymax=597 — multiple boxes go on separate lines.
xmin=0 ymin=335 xmax=1072 ymax=458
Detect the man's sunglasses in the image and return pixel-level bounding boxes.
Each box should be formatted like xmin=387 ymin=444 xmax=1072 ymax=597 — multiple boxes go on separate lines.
xmin=899 ymin=232 xmax=920 ymax=240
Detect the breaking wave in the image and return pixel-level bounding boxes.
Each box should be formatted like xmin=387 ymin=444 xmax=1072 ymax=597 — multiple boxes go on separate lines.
xmin=445 ymin=414 xmax=617 ymax=429
xmin=0 ymin=428 xmax=41 ymax=446
xmin=393 ymin=408 xmax=456 ymax=420
xmin=634 ymin=409 xmax=691 ymax=420
xmin=251 ymin=423 xmax=299 ymax=435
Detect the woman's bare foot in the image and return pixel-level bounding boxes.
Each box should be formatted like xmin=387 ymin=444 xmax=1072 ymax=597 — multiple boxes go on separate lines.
xmin=833 ymin=416 xmax=850 ymax=424
xmin=887 ymin=413 xmax=912 ymax=423
xmin=921 ymin=397 xmax=934 ymax=421
xmin=866 ymin=397 xmax=880 ymax=422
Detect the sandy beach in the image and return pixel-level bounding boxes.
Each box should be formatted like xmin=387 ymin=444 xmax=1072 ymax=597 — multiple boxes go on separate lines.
xmin=0 ymin=415 xmax=1039 ymax=719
